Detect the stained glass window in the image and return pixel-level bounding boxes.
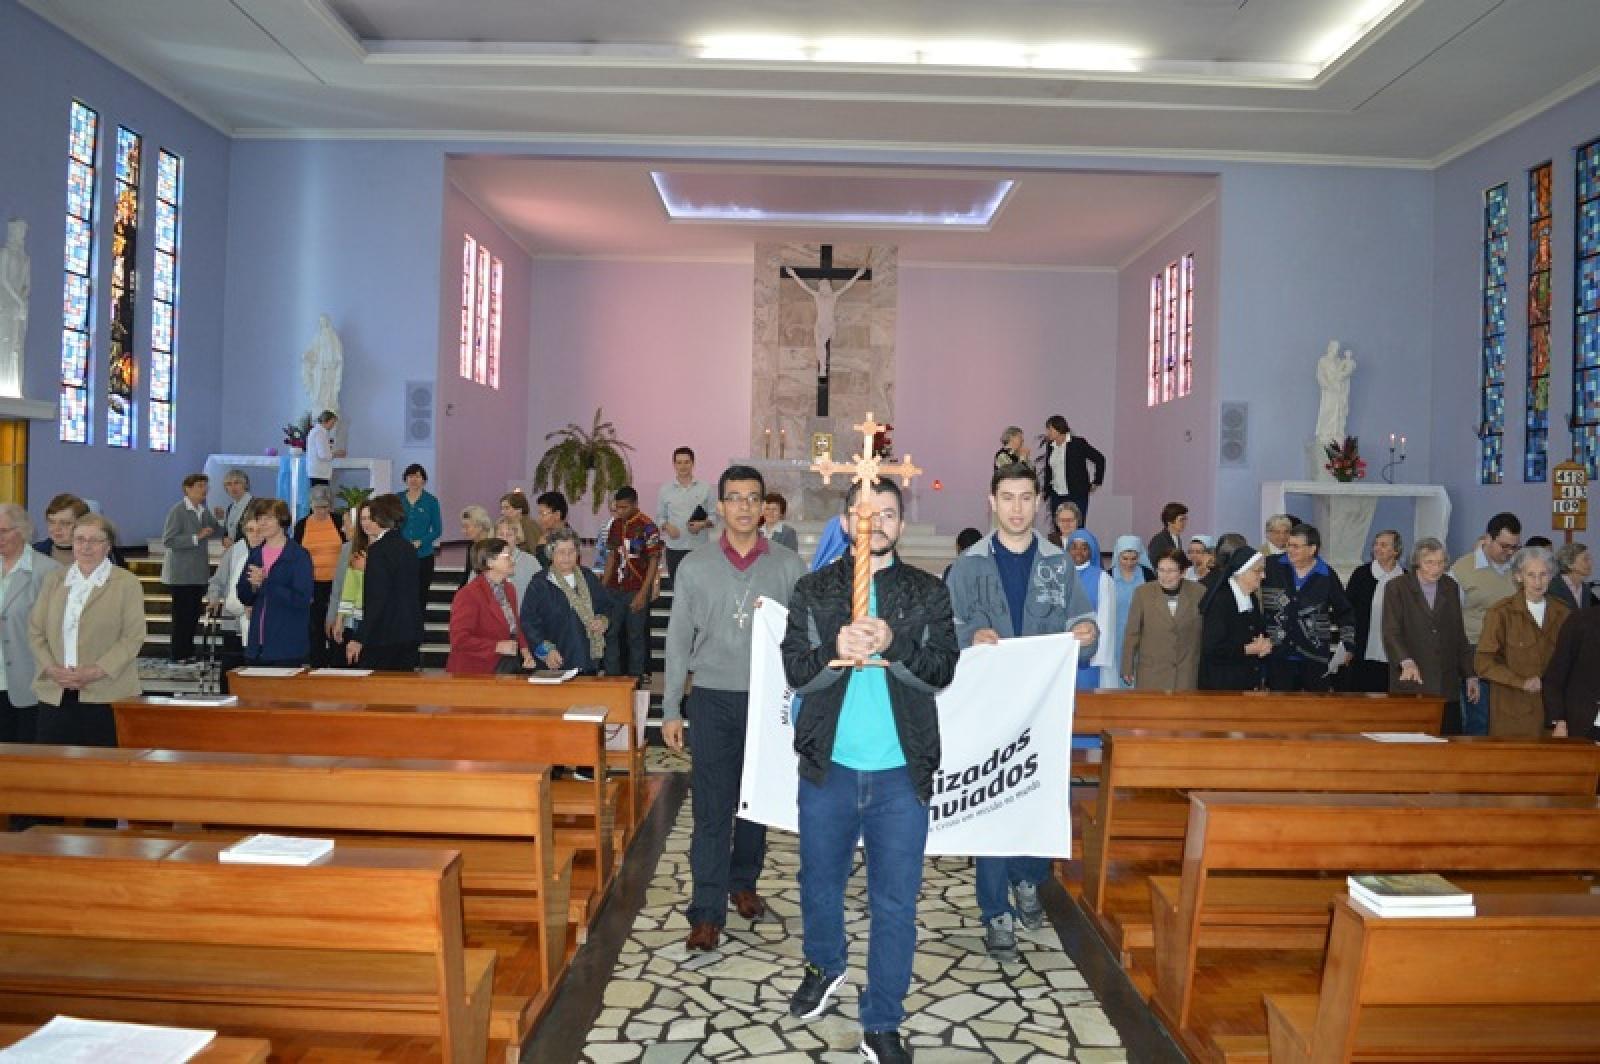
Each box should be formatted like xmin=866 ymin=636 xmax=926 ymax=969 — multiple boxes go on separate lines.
xmin=458 ymin=234 xmax=503 ymax=389
xmin=1574 ymin=138 xmax=1600 ymax=475
xmin=1480 ymin=183 xmax=1509 ymax=484
xmin=59 ymin=101 xmax=99 ymax=444
xmin=1146 ymin=253 xmax=1194 ymax=406
xmin=105 ymin=126 xmax=141 ymax=449
xmin=148 ymin=149 xmax=181 ymax=452
xmin=1525 ymin=162 xmax=1553 ymax=481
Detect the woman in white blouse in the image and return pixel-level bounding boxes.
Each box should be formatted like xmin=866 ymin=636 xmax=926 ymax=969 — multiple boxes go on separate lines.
xmin=28 ymin=513 xmax=147 ymax=746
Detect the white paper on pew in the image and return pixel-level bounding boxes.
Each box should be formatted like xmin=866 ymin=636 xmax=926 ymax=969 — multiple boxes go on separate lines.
xmin=219 ymin=833 xmax=334 ymax=865
xmin=0 ymin=1015 xmax=216 ymax=1062
xmin=529 ymin=669 xmax=579 ymax=684
xmin=563 ymin=706 xmax=608 ymax=723
xmin=307 ymin=667 xmax=372 ymax=677
xmin=235 ymin=666 xmax=306 ymax=677
xmin=147 ymin=695 xmax=239 ymax=707
xmin=1361 ymin=732 xmax=1447 ymax=743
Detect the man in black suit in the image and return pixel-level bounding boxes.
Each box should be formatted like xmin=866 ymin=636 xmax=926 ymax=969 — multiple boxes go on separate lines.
xmin=345 ymin=493 xmax=423 ymax=671
xmin=1038 ymin=414 xmax=1106 ymax=520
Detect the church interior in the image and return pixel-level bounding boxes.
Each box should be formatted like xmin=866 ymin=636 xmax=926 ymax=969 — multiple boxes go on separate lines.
xmin=2 ymin=0 xmax=1600 ymax=1061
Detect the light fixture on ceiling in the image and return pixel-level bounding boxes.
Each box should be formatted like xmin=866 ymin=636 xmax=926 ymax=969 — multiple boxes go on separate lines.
xmin=649 ymin=172 xmax=1017 ymax=230
xmin=1306 ymin=0 xmax=1409 ymax=67
xmin=695 ymin=36 xmax=1141 ymax=74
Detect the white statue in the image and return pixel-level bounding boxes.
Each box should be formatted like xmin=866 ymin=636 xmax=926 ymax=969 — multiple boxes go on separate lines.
xmin=301 ymin=314 xmax=343 ymax=417
xmin=1315 ymin=340 xmax=1357 ymax=444
xmin=0 ymin=220 xmax=30 ymax=400
xmin=783 ymin=264 xmax=867 ymax=378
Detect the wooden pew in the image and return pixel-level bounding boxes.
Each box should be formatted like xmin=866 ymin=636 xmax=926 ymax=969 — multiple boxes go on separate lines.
xmin=115 ymin=696 xmax=618 ymax=922
xmin=0 ymin=743 xmax=570 ymax=1058
xmin=227 ymin=670 xmax=646 ymax=832
xmin=1147 ymin=792 xmax=1600 ymax=1064
xmin=1078 ymin=731 xmax=1600 ymax=958
xmin=1265 ymin=893 xmax=1600 ymax=1063
xmin=0 ymin=831 xmax=493 ymax=1064
xmin=0 ymin=1021 xmax=271 ymax=1062
xmin=1073 ymin=689 xmax=1446 ymax=739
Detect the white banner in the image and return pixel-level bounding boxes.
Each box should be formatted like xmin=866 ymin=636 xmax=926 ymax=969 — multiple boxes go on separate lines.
xmin=738 ymin=598 xmax=1076 ymax=858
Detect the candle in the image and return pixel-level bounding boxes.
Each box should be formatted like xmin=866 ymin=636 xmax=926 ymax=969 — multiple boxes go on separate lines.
xmin=779 ymin=427 xmax=786 ymax=458
xmin=1389 ymin=433 xmax=1396 ymax=448
xmin=764 ymin=428 xmax=771 ymax=458
xmin=1399 ymin=435 xmax=1407 ymax=456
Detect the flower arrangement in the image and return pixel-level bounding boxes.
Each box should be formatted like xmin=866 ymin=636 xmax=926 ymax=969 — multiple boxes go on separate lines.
xmin=872 ymin=423 xmax=894 ymax=460
xmin=281 ymin=413 xmax=312 ymax=451
xmin=1323 ymin=435 xmax=1367 ymax=482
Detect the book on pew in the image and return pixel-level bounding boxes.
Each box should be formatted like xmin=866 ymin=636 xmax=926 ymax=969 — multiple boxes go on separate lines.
xmin=1347 ymin=873 xmax=1475 ymax=916
xmin=147 ymin=694 xmax=238 ymax=707
xmin=563 ymin=705 xmax=608 ymax=723
xmin=307 ymin=667 xmax=373 ymax=677
xmin=0 ymin=1015 xmax=216 ymax=1062
xmin=529 ymin=668 xmax=580 ymax=684
xmin=1360 ymin=732 xmax=1448 ymax=743
xmin=234 ymin=665 xmax=306 ymax=677
xmin=219 ymin=833 xmax=335 ymax=866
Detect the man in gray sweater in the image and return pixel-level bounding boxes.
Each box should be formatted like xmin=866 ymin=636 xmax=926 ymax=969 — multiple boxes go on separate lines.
xmin=662 ymin=464 xmax=805 ymax=951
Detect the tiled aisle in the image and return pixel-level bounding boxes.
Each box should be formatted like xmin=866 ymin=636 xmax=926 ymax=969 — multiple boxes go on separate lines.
xmin=580 ymin=806 xmax=1128 ymax=1063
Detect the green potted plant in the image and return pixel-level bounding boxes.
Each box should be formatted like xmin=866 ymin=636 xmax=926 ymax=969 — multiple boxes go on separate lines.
xmin=533 ymin=407 xmax=635 ymax=514
xmin=336 ymin=485 xmax=373 ymax=513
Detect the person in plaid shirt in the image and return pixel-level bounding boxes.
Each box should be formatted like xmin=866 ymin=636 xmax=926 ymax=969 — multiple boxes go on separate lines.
xmin=602 ymin=486 xmax=663 ymax=682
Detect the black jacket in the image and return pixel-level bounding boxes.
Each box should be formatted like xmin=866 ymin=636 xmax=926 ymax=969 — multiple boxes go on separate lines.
xmin=360 ymin=531 xmax=424 ymax=650
xmin=781 ymin=553 xmax=960 ymax=803
xmin=1343 ymin=562 xmax=1402 ymax=663
xmin=1200 ymin=586 xmax=1267 ymax=690
xmin=1261 ymin=555 xmax=1355 ymax=665
xmin=520 ymin=567 xmax=619 ymax=674
xmin=1039 ymin=436 xmax=1106 ymax=500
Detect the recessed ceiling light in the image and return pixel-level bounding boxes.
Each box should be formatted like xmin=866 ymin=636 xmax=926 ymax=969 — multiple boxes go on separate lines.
xmin=650 ymin=172 xmax=1017 ymax=229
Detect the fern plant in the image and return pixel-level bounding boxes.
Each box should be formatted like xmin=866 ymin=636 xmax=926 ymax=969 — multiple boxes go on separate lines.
xmin=533 ymin=408 xmax=635 ymax=514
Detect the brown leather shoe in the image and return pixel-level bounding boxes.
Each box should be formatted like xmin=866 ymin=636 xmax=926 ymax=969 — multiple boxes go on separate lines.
xmin=685 ymin=922 xmax=721 ymax=951
xmin=731 ymin=889 xmax=767 ymax=920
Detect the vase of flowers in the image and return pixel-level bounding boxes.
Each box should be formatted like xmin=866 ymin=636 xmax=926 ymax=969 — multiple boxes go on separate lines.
xmin=282 ymin=413 xmax=312 ymax=455
xmin=1323 ymin=436 xmax=1367 ymax=482
xmin=873 ymin=423 xmax=894 ymax=460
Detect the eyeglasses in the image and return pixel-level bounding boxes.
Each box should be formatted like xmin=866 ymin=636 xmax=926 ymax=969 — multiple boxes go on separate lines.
xmin=73 ymin=536 xmax=110 ymax=546
xmin=722 ymin=493 xmax=763 ymax=507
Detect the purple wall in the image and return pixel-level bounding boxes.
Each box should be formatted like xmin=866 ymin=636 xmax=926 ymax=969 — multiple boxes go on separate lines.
xmin=0 ymin=0 xmax=230 ymax=543
xmin=1115 ymin=197 xmax=1219 ymax=537
xmin=1432 ymin=80 xmax=1600 ymax=552
xmin=436 ymin=184 xmax=532 ymax=530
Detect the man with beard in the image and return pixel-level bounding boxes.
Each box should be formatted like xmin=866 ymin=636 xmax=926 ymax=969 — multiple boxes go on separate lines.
xmin=781 ymin=476 xmax=959 ymax=1064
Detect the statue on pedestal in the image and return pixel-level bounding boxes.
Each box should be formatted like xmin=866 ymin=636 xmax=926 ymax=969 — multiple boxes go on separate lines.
xmin=301 ymin=314 xmax=344 ymax=417
xmin=0 ymin=220 xmax=30 ymax=400
xmin=1315 ymin=340 xmax=1356 ymax=444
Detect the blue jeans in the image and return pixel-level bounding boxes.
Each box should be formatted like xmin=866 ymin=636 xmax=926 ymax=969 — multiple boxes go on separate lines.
xmin=975 ymin=856 xmax=1053 ymax=922
xmin=798 ymin=763 xmax=928 ymax=1033
xmin=685 ymin=688 xmax=767 ymax=926
xmin=1461 ymin=675 xmax=1489 ymax=736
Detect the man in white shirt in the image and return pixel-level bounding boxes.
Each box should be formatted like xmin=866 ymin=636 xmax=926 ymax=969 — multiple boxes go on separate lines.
xmin=656 ymin=446 xmax=714 ymax=582
xmin=307 ymin=410 xmax=345 ymax=487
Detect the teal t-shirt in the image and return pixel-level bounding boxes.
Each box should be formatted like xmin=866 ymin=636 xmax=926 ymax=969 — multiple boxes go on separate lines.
xmin=831 ymin=570 xmax=907 ymax=771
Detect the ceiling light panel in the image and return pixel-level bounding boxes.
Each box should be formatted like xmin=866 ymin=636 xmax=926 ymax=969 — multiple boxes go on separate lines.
xmin=651 ymin=171 xmax=1016 ymax=229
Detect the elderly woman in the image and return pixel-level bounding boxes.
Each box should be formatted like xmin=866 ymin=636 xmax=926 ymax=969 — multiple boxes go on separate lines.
xmin=1106 ymin=535 xmax=1153 ymax=689
xmin=207 ymin=498 xmax=268 ymax=672
xmin=1146 ymin=502 xmax=1189 ymax=566
xmin=346 ymin=493 xmax=423 ymax=671
xmin=1547 ymin=542 xmax=1596 ymax=610
xmin=1046 ymin=499 xmax=1083 ymax=548
xmin=28 ymin=513 xmax=147 ymax=746
xmin=499 ymin=491 xmax=544 ymax=556
xmin=293 ymin=484 xmax=346 ymax=666
xmin=994 ymin=425 xmax=1029 ymax=469
xmin=1121 ymin=550 xmax=1204 ymax=689
xmin=1066 ymin=530 xmax=1115 ymax=691
xmin=237 ymin=498 xmax=315 ymax=667
xmin=1344 ymin=529 xmax=1405 ymax=693
xmin=447 ymin=537 xmax=535 ymax=675
xmin=494 ymin=515 xmax=543 ymax=604
xmin=520 ymin=528 xmax=616 ymax=674
xmin=1183 ymin=534 xmax=1215 ymax=583
xmin=0 ymin=503 xmax=61 ymax=741
xmin=1199 ymin=550 xmax=1272 ymax=690
xmin=1475 ymin=545 xmax=1569 ymax=737
xmin=1259 ymin=513 xmax=1294 ymax=557
xmin=1383 ymin=537 xmax=1478 ymax=734
xmin=457 ymin=505 xmax=495 ymax=589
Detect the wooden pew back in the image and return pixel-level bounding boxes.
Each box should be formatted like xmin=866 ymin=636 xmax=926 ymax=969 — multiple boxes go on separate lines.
xmin=1074 ymin=690 xmax=1445 ymax=737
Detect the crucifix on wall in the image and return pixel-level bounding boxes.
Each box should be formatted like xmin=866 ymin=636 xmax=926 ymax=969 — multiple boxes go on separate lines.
xmin=783 ymin=245 xmax=870 ymax=417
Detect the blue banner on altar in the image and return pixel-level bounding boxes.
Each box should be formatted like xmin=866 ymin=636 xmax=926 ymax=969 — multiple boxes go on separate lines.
xmin=276 ymin=452 xmax=311 ymax=522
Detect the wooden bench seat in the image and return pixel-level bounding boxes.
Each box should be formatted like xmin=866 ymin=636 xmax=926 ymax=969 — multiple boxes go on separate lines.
xmin=0 ymin=832 xmax=493 ymax=1064
xmin=225 ymin=670 xmax=646 ymax=835
xmin=0 ymin=743 xmax=569 ymax=1058
xmin=115 ymin=697 xmax=618 ymax=922
xmin=1264 ymin=894 xmax=1600 ymax=1063
xmin=1075 ymin=731 xmax=1600 ymax=961
xmin=1148 ymin=792 xmax=1600 ymax=1064
xmin=0 ymin=1021 xmax=271 ymax=1062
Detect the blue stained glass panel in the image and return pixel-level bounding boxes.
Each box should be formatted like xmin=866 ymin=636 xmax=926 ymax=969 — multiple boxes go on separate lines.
xmin=1580 ymin=315 xmax=1600 ymax=369
xmin=66 ymin=161 xmax=94 ymax=220
xmin=153 ymin=252 xmax=173 ymax=304
xmin=1580 ymin=257 xmax=1600 ymax=312
xmin=106 ymin=399 xmax=130 ymax=449
xmin=157 ymin=154 xmax=179 ymax=203
xmin=68 ymin=102 xmax=97 ymax=163
xmin=59 ymin=387 xmax=87 ymax=444
xmin=1480 ymin=437 xmax=1503 ymax=484
xmin=1576 ymin=369 xmax=1600 ymax=421
xmin=151 ymin=351 xmax=171 ymax=397
xmin=155 ymin=201 xmax=175 ymax=249
xmin=115 ymin=128 xmax=140 ymax=184
xmin=150 ymin=402 xmax=171 ymax=452
xmin=1581 ymin=201 xmax=1600 ymax=258
xmin=1582 ymin=143 xmax=1600 ymax=199
xmin=63 ymin=216 xmax=90 ymax=276
xmin=59 ymin=330 xmax=87 ymax=383
xmin=62 ymin=274 xmax=89 ymax=328
xmin=152 ymin=300 xmax=172 ymax=352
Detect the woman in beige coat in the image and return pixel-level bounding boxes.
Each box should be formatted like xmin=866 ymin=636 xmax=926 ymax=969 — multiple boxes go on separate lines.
xmin=29 ymin=513 xmax=147 ymax=747
xmin=1121 ymin=550 xmax=1205 ymax=689
xmin=1474 ymin=545 xmax=1567 ymax=737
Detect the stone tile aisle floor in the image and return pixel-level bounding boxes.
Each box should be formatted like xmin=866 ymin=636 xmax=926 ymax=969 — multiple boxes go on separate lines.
xmin=580 ymin=804 xmax=1128 ymax=1063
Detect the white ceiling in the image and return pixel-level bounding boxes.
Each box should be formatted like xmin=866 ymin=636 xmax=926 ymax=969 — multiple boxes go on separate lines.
xmin=24 ymin=0 xmax=1600 ymax=164
xmin=447 ymin=159 xmax=1216 ymax=267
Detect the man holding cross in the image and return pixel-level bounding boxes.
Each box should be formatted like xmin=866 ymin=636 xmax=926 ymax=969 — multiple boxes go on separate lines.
xmin=662 ymin=464 xmax=804 ymax=952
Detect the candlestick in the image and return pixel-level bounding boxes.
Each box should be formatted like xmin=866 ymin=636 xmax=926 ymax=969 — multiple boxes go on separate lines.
xmin=764 ymin=427 xmax=771 ymax=458
xmin=780 ymin=427 xmax=787 ymax=459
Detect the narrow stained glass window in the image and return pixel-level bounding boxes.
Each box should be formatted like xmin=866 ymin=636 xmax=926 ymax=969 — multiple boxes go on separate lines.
xmin=474 ymin=244 xmax=491 ymax=385
xmin=488 ymin=258 xmax=503 ymax=390
xmin=1146 ymin=253 xmax=1194 ymax=406
xmin=1480 ymin=184 xmax=1509 ymax=484
xmin=148 ymin=149 xmax=181 ymax=452
xmin=105 ymin=126 xmax=141 ymax=448
xmin=1525 ymin=162 xmax=1553 ymax=481
xmin=59 ymin=101 xmax=99 ymax=444
xmin=458 ymin=233 xmax=503 ymax=389
xmin=1574 ymin=139 xmax=1600 ymax=475
xmin=1146 ymin=274 xmax=1162 ymax=407
xmin=459 ymin=235 xmax=476 ymax=380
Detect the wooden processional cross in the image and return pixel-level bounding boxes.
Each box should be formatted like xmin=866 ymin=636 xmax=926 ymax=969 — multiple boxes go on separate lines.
xmin=810 ymin=413 xmax=921 ymax=668
xmin=787 ymin=244 xmax=871 ymax=417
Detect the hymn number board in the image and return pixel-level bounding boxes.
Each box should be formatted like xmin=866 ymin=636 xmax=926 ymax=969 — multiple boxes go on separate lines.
xmin=1553 ymin=461 xmax=1588 ymax=534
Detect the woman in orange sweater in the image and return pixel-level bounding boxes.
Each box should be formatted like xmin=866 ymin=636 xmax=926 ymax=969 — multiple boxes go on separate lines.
xmin=293 ymin=484 xmax=347 ymax=667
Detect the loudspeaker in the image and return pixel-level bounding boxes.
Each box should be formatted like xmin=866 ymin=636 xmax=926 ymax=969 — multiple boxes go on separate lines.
xmin=1219 ymin=401 xmax=1248 ymax=467
xmin=404 ymin=380 xmax=434 ymax=446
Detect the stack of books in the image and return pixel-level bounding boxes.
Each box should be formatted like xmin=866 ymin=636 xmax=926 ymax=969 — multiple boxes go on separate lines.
xmin=1347 ymin=873 xmax=1475 ymax=917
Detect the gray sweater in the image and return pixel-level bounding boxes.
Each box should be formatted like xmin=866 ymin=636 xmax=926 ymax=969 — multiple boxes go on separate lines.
xmin=662 ymin=539 xmax=805 ymax=720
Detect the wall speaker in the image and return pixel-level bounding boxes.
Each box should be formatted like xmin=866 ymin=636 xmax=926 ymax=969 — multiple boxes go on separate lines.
xmin=404 ymin=380 xmax=434 ymax=447
xmin=1219 ymin=401 xmax=1248 ymax=467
